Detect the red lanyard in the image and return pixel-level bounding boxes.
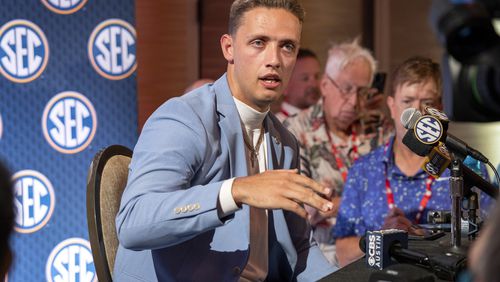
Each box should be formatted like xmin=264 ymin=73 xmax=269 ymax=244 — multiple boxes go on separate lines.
xmin=383 ymin=142 xmax=434 ymax=224
xmin=325 ymin=126 xmax=358 ymax=182
xmin=280 ymin=109 xmax=289 ymax=117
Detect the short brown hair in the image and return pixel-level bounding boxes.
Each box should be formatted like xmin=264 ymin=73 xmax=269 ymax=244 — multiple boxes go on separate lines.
xmin=389 ymin=56 xmax=441 ymax=97
xmin=228 ymin=0 xmax=305 ymax=35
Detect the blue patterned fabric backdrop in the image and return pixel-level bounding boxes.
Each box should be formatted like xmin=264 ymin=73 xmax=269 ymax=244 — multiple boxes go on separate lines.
xmin=0 ymin=1 xmax=137 ymax=281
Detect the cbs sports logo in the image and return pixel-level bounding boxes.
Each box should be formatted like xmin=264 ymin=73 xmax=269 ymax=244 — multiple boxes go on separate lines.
xmin=46 ymin=238 xmax=96 ymax=282
xmin=42 ymin=91 xmax=97 ymax=154
xmin=12 ymin=170 xmax=55 ymax=234
xmin=41 ymin=0 xmax=88 ymax=14
xmin=0 ymin=19 xmax=49 ymax=83
xmin=88 ymin=19 xmax=136 ymax=80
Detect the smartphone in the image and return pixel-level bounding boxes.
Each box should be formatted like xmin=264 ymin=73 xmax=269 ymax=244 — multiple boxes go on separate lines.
xmin=371 ymin=72 xmax=387 ymax=94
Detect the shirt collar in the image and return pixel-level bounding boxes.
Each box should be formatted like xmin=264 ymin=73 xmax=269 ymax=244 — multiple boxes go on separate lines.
xmin=281 ymin=101 xmax=301 ymax=116
xmin=233 ymin=97 xmax=268 ymax=131
xmin=383 ymin=135 xmax=428 ymax=179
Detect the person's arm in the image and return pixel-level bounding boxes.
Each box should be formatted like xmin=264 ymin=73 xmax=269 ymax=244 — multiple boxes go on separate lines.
xmin=116 ymin=100 xmax=334 ymax=251
xmin=333 ymin=162 xmax=367 ymax=266
xmin=116 ymin=99 xmax=227 ymax=250
xmin=336 ymin=236 xmax=364 ymax=267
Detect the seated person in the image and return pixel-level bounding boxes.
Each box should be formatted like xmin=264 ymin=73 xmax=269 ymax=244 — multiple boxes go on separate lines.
xmin=114 ymin=1 xmax=337 ymax=281
xmin=334 ymin=56 xmax=493 ymax=267
xmin=0 ymin=160 xmax=14 ymax=278
xmin=275 ymin=48 xmax=322 ymax=121
xmin=284 ymin=39 xmax=392 ymax=265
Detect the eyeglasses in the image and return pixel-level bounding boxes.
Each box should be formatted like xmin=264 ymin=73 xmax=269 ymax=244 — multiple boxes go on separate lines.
xmin=325 ymin=74 xmax=372 ymax=99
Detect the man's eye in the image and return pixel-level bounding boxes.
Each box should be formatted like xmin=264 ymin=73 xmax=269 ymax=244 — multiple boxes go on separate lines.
xmin=422 ymin=101 xmax=435 ymax=107
xmin=252 ymin=40 xmax=264 ymax=47
xmin=283 ymin=43 xmax=295 ymax=53
xmin=344 ymin=85 xmax=354 ymax=94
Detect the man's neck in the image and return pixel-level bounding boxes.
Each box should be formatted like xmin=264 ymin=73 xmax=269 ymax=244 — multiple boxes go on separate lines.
xmin=325 ymin=118 xmax=351 ymax=142
xmin=233 ymin=97 xmax=268 ymax=131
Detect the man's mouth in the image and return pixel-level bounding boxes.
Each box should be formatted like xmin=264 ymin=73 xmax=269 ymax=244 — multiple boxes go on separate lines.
xmin=259 ymin=74 xmax=281 ymax=88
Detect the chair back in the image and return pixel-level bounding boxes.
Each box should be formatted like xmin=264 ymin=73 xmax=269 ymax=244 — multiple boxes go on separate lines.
xmin=86 ymin=145 xmax=132 ymax=282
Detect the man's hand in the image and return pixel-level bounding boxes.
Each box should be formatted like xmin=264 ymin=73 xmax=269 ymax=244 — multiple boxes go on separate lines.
xmin=356 ymin=89 xmax=388 ymax=134
xmin=382 ymin=208 xmax=425 ymax=235
xmin=232 ymin=169 xmax=333 ymax=219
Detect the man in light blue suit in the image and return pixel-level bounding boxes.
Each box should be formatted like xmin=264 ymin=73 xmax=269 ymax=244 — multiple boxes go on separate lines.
xmin=114 ymin=0 xmax=337 ymax=281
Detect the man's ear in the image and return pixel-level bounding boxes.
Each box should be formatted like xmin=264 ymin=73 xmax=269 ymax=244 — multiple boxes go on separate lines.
xmin=386 ymin=95 xmax=396 ymax=120
xmin=220 ymin=34 xmax=234 ymax=64
xmin=320 ymin=75 xmax=329 ymax=97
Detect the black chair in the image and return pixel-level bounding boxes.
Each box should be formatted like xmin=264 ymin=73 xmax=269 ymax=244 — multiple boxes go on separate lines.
xmin=86 ymin=145 xmax=132 ymax=282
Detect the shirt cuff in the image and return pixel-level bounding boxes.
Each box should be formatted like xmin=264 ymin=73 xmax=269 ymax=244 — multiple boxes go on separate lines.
xmin=218 ymin=178 xmax=240 ymax=218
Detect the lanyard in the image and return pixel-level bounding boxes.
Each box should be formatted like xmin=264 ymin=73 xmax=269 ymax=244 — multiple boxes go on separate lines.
xmin=280 ymin=109 xmax=289 ymax=117
xmin=383 ymin=142 xmax=434 ymax=224
xmin=325 ymin=126 xmax=358 ymax=182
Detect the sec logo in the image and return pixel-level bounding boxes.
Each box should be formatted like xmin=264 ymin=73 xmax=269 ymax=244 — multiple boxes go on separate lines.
xmin=0 ymin=20 xmax=49 ymax=83
xmin=41 ymin=0 xmax=88 ymax=14
xmin=42 ymin=91 xmax=97 ymax=154
xmin=88 ymin=19 xmax=136 ymax=80
xmin=46 ymin=238 xmax=96 ymax=282
xmin=414 ymin=116 xmax=443 ymax=145
xmin=12 ymin=170 xmax=55 ymax=234
xmin=425 ymin=107 xmax=449 ymax=122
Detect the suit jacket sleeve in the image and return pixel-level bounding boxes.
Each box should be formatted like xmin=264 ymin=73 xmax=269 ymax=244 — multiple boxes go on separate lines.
xmin=116 ymin=97 xmax=226 ymax=250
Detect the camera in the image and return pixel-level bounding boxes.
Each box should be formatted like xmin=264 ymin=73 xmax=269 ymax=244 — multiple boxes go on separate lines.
xmin=430 ymin=0 xmax=500 ymax=122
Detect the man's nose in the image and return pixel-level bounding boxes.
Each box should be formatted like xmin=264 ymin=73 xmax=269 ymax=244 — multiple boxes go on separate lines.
xmin=265 ymin=44 xmax=281 ymax=69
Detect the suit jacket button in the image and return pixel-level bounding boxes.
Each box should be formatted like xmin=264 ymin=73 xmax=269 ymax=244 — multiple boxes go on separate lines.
xmin=232 ymin=266 xmax=241 ymax=275
xmin=174 ymin=207 xmax=181 ymax=214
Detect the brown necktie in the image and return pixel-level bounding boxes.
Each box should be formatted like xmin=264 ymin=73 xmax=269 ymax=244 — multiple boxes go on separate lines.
xmin=240 ymin=127 xmax=268 ymax=282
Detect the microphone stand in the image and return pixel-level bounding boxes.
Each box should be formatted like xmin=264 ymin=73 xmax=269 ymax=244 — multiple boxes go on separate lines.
xmin=449 ymin=157 xmax=463 ymax=248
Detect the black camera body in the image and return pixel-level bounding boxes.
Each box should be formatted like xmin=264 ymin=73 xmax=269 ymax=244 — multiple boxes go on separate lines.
xmin=431 ymin=0 xmax=500 ymax=122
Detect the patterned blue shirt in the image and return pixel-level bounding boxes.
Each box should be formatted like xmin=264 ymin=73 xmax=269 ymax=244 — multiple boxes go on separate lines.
xmin=333 ymin=136 xmax=493 ymax=239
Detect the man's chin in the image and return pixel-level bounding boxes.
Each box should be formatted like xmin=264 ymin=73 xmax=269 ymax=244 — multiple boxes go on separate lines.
xmin=258 ymin=91 xmax=281 ymax=104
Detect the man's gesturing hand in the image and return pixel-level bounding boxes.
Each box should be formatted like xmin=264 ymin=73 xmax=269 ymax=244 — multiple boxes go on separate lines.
xmin=232 ymin=169 xmax=333 ymax=219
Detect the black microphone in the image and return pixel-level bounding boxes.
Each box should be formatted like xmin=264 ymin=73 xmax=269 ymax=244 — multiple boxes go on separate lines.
xmin=361 ymin=230 xmax=427 ymax=270
xmin=401 ymin=108 xmax=434 ymax=157
xmin=401 ymin=108 xmax=489 ymax=163
xmin=422 ymin=142 xmax=451 ymax=178
xmin=360 ymin=230 xmax=467 ymax=280
xmin=400 ymin=108 xmax=498 ymax=197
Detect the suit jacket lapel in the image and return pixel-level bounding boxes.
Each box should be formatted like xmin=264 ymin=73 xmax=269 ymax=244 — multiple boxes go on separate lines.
xmin=212 ymin=74 xmax=250 ymax=251
xmin=214 ymin=74 xmax=247 ymax=179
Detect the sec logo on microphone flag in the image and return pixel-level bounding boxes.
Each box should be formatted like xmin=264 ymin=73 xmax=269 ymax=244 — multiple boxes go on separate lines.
xmin=414 ymin=115 xmax=443 ymax=145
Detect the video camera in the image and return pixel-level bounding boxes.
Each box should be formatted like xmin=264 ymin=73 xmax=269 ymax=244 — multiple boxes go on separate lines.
xmin=430 ymin=0 xmax=500 ymax=122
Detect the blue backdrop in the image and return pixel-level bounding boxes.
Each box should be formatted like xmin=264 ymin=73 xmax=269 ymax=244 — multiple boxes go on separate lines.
xmin=0 ymin=1 xmax=137 ymax=281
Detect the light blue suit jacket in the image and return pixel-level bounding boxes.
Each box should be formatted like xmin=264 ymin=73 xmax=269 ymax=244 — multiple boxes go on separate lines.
xmin=114 ymin=74 xmax=336 ymax=281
